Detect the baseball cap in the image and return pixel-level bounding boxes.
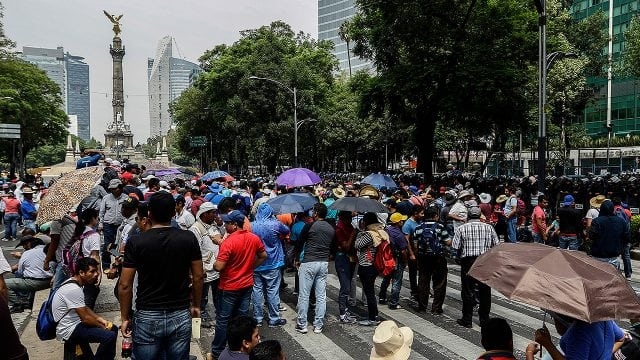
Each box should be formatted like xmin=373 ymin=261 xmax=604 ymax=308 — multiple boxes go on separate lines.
xmin=108 ymin=179 xmax=123 ymax=189
xmin=563 ymin=194 xmax=575 ymax=206
xmin=196 ymin=202 xmax=216 ymax=219
xmin=468 ymin=206 xmax=482 ymax=218
xmin=221 ymin=210 xmax=245 ymax=224
xmin=389 ymin=212 xmax=408 ymax=224
xmin=121 ymin=196 xmax=139 ymax=209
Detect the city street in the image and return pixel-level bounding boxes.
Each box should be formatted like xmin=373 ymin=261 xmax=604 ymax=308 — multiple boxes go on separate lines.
xmin=6 ymin=234 xmax=640 ymax=359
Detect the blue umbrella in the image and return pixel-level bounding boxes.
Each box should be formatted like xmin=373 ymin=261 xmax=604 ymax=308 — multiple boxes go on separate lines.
xmin=361 ymin=173 xmax=398 ymax=189
xmin=201 ymin=170 xmax=232 ymax=181
xmin=266 ymin=193 xmax=318 ymax=214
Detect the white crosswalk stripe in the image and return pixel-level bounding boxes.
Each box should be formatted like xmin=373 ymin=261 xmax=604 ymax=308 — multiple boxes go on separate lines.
xmin=196 ymin=259 xmax=638 ymax=359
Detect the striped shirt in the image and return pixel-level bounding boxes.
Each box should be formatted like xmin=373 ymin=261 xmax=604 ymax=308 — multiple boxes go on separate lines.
xmin=354 ymin=230 xmax=376 ymax=266
xmin=451 ymin=219 xmax=500 ymax=258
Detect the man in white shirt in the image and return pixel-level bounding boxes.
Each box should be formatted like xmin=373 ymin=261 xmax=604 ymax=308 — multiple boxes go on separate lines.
xmin=53 ymin=257 xmax=118 ymax=359
xmin=189 ymin=202 xmax=222 ymax=327
xmin=6 ymin=235 xmax=53 ymax=312
xmin=175 ymin=195 xmax=195 ymax=230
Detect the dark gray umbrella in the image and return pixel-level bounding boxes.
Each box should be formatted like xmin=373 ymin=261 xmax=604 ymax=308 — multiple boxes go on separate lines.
xmin=329 ymin=197 xmax=388 ymax=213
xmin=266 ymin=193 xmax=318 ymax=214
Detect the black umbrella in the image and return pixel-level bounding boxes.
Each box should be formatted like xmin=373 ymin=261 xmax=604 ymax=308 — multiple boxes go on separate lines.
xmin=329 ymin=197 xmax=388 ymax=213
xmin=266 ymin=193 xmax=318 ymax=214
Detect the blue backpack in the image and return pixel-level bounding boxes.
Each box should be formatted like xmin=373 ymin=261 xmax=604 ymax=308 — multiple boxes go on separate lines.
xmin=36 ymin=280 xmax=79 ymax=340
xmin=414 ymin=222 xmax=442 ymax=256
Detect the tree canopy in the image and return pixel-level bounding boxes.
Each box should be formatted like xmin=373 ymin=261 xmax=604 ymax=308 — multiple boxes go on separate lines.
xmin=171 ymin=21 xmax=338 ymax=172
xmin=0 ymin=59 xmax=69 ymax=175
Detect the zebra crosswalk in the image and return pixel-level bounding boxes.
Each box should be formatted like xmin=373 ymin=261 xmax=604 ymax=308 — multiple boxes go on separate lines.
xmin=197 ymin=261 xmax=636 ymax=359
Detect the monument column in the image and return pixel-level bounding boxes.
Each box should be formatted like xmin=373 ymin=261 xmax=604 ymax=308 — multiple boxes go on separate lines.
xmin=110 ymin=36 xmax=125 ymax=125
xmin=103 ymin=11 xmax=133 ymax=157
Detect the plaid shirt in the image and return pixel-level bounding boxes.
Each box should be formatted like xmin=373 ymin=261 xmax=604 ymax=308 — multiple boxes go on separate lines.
xmin=452 ymin=219 xmax=500 ymax=258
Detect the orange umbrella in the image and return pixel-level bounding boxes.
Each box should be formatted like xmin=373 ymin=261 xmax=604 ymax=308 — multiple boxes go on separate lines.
xmin=468 ymin=242 xmax=640 ymax=323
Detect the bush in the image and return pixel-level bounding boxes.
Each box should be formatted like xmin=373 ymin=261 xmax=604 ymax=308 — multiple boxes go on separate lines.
xmin=631 ymin=215 xmax=640 ymax=247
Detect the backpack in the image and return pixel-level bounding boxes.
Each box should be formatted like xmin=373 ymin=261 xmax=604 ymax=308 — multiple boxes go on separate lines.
xmin=373 ymin=239 xmax=396 ymax=277
xmin=516 ymin=198 xmax=526 ymax=217
xmin=615 ymin=207 xmax=631 ymax=227
xmin=62 ymin=230 xmax=96 ymax=276
xmin=36 ymin=280 xmax=79 ymax=340
xmin=414 ymin=222 xmax=442 ymax=256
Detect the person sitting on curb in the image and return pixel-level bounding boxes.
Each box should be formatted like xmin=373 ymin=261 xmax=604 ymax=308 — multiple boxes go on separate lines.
xmin=217 ymin=315 xmax=261 ymax=360
xmin=7 ymin=235 xmax=52 ymax=313
xmin=52 ymin=257 xmax=118 ymax=360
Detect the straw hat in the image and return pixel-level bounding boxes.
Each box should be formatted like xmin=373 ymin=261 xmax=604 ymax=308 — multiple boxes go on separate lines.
xmin=370 ymin=320 xmax=414 ymax=360
xmin=359 ymin=185 xmax=380 ymax=199
xmin=332 ymin=187 xmax=346 ymax=199
xmin=589 ymin=194 xmax=606 ymax=209
xmin=496 ymin=194 xmax=508 ymax=204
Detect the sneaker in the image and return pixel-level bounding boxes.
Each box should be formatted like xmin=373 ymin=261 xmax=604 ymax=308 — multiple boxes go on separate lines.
xmin=295 ymin=324 xmax=308 ymax=334
xmin=313 ymin=325 xmax=324 ymax=334
xmin=430 ymin=309 xmax=443 ymax=315
xmin=388 ymin=304 xmax=402 ymax=310
xmin=358 ymin=319 xmax=380 ymax=327
xmin=292 ymin=290 xmax=299 ymax=295
xmin=339 ymin=313 xmax=357 ymax=323
xmin=269 ymin=319 xmax=287 ymax=328
xmin=378 ymin=298 xmax=387 ymax=305
xmin=278 ymin=304 xmax=287 ymax=312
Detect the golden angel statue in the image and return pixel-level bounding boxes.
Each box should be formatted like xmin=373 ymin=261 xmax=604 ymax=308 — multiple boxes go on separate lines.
xmin=103 ymin=10 xmax=123 ymax=37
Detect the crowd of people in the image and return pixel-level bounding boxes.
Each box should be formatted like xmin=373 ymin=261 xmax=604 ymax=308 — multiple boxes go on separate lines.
xmin=1 ymin=157 xmax=639 ymax=360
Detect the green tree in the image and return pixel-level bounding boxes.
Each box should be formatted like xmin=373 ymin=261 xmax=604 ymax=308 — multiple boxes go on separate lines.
xmin=172 ymin=21 xmax=337 ymax=172
xmin=350 ymin=0 xmax=539 ymax=180
xmin=623 ymin=15 xmax=640 ymax=78
xmin=0 ymin=59 xmax=68 ymax=176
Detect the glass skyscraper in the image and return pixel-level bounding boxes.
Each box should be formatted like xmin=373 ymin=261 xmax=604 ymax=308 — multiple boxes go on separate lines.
xmin=318 ymin=0 xmax=371 ymax=74
xmin=20 ymin=46 xmax=90 ymax=140
xmin=148 ymin=36 xmax=202 ymax=137
xmin=571 ymin=0 xmax=640 ymax=136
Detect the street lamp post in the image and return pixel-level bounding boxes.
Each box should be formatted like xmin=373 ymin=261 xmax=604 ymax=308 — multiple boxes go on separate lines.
xmin=249 ymin=76 xmax=306 ymax=166
xmin=534 ymin=0 xmax=547 ymax=193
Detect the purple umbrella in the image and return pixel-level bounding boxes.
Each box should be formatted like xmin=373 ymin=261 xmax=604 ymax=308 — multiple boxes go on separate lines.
xmin=152 ymin=168 xmax=182 ymax=177
xmin=276 ymin=168 xmax=321 ymax=187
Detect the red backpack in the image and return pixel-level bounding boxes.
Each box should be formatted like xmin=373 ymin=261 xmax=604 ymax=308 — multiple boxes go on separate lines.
xmin=373 ymin=239 xmax=396 ymax=277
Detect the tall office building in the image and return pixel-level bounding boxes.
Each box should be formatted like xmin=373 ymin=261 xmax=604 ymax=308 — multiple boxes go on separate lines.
xmin=318 ymin=0 xmax=371 ymax=74
xmin=148 ymin=36 xmax=202 ymax=138
xmin=571 ymin=0 xmax=640 ymax=136
xmin=20 ymin=46 xmax=91 ymax=140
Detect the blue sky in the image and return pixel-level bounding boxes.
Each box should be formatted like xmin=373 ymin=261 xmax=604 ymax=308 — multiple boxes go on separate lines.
xmin=4 ymin=0 xmax=318 ymax=142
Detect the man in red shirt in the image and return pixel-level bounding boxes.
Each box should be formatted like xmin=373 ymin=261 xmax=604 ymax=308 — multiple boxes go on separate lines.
xmin=531 ymin=195 xmax=548 ymax=244
xmin=211 ymin=210 xmax=267 ymax=359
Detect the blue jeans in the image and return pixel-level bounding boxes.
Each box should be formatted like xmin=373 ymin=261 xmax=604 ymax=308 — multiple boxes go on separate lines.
xmin=211 ymin=287 xmax=252 ymax=358
xmin=296 ymin=261 xmax=328 ymax=328
xmin=334 ymin=253 xmax=353 ymax=315
xmin=506 ymin=217 xmax=517 ymax=243
xmin=67 ymin=322 xmax=118 ymax=360
xmin=3 ymin=213 xmax=19 ymax=239
xmin=593 ymin=256 xmax=620 ymax=271
xmin=389 ymin=262 xmax=405 ymax=306
xmin=252 ymin=268 xmax=282 ymax=325
xmin=22 ymin=219 xmax=36 ymax=232
xmin=132 ymin=309 xmax=191 ymax=360
xmin=102 ymin=223 xmax=119 ymax=269
xmin=623 ymin=243 xmax=632 ymax=278
xmin=559 ymin=235 xmax=579 ymax=250
xmin=532 ymin=232 xmax=543 ymax=244
xmin=51 ymin=261 xmax=70 ymax=293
